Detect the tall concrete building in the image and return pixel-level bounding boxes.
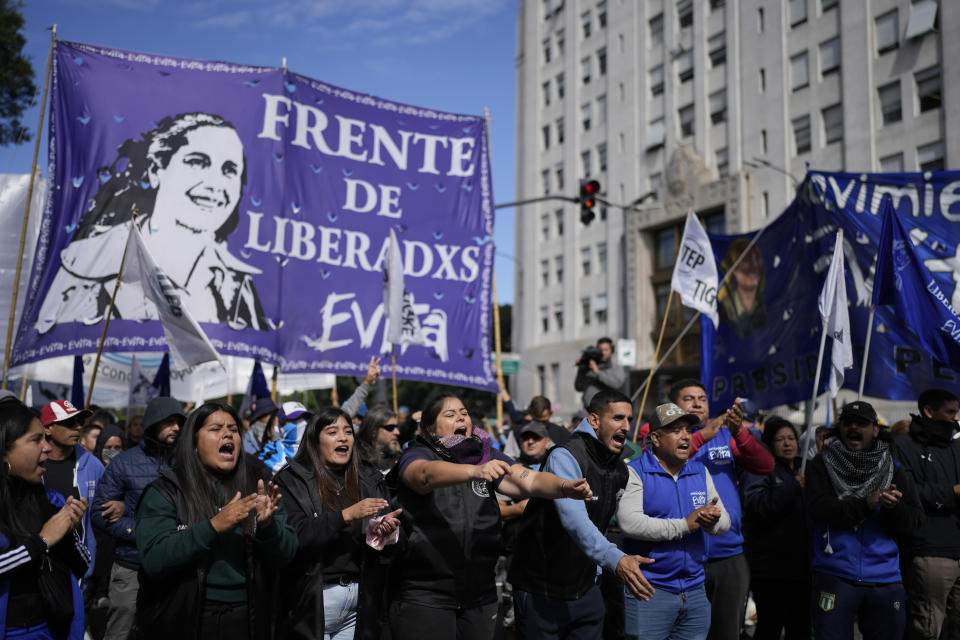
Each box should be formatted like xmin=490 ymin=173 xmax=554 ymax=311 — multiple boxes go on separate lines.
xmin=513 ymin=0 xmax=956 ymax=418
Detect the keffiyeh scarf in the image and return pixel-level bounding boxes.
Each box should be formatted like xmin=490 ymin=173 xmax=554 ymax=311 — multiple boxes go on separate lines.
xmin=821 ymin=439 xmax=894 ymax=499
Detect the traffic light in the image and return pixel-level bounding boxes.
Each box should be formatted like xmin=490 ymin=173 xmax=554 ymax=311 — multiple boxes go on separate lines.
xmin=579 ymin=179 xmax=601 ymax=225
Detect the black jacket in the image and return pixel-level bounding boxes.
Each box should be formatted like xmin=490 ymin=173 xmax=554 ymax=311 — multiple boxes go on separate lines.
xmin=740 ymin=457 xmax=809 ymax=581
xmin=508 ymin=431 xmax=628 ymax=600
xmin=273 ymin=460 xmax=396 ymax=640
xmin=894 ymin=416 xmax=960 ymax=557
xmin=386 ymin=435 xmax=503 ymax=609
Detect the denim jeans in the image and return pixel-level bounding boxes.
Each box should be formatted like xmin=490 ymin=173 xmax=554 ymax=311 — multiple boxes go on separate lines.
xmin=624 ymin=585 xmax=711 ymax=640
xmin=323 ymin=582 xmax=359 ymax=640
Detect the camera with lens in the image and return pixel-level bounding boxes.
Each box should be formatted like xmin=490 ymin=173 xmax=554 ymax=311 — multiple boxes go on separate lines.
xmin=577 ymin=346 xmax=604 ymax=371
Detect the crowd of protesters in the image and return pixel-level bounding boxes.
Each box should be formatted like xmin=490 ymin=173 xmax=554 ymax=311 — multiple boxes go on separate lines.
xmin=1 ymin=372 xmax=959 ymax=640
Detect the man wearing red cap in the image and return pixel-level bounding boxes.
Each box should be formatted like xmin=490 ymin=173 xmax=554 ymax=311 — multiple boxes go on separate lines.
xmin=40 ymin=399 xmax=105 ymax=583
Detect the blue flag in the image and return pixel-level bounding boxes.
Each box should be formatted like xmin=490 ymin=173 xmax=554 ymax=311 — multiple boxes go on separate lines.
xmin=240 ymin=361 xmax=270 ymax=417
xmin=70 ymin=355 xmax=84 ymax=409
xmin=873 ymin=202 xmax=960 ymax=368
xmin=152 ymin=353 xmax=171 ymax=397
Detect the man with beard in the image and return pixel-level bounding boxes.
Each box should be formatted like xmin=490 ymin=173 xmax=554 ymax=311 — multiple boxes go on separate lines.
xmin=806 ymin=401 xmax=922 ymax=640
xmin=357 ymin=406 xmax=403 ymax=475
xmin=617 ymin=402 xmax=730 ymax=639
xmin=92 ymin=397 xmax=185 ymax=640
xmin=510 ymin=390 xmax=654 ymax=638
xmin=40 ymin=399 xmax=103 ymax=582
xmin=894 ymin=388 xmax=960 ymax=640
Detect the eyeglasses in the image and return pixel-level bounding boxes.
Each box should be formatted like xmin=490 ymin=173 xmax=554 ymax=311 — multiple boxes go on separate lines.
xmin=381 ymin=423 xmax=400 ymax=432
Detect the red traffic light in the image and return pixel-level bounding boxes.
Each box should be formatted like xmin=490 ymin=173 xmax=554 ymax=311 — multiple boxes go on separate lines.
xmin=579 ymin=179 xmax=601 ymax=225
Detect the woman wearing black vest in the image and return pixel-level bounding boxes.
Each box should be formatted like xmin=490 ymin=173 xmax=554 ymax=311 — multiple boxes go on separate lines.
xmin=274 ymin=407 xmax=401 ymax=639
xmin=135 ymin=402 xmax=298 ymax=640
xmin=387 ymin=395 xmax=593 ymax=640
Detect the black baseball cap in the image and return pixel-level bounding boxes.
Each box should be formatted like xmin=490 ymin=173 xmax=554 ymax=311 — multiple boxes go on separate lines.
xmin=838 ymin=401 xmax=878 ymax=424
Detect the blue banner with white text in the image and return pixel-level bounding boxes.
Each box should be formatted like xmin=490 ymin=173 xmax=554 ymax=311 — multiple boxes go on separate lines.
xmin=702 ymin=171 xmax=960 ymax=410
xmin=13 ymin=41 xmax=496 ymax=390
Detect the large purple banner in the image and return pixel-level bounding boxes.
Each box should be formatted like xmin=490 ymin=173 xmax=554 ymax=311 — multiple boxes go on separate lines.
xmin=13 ymin=41 xmax=496 ymax=390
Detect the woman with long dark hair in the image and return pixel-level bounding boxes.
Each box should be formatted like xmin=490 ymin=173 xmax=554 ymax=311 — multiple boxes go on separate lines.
xmin=36 ymin=112 xmax=267 ymax=333
xmin=740 ymin=417 xmax=809 ymax=640
xmin=274 ymin=407 xmax=401 ymax=640
xmin=0 ymin=401 xmax=89 ymax=639
xmin=135 ymin=402 xmax=297 ymax=640
xmin=387 ymin=394 xmax=594 ymax=640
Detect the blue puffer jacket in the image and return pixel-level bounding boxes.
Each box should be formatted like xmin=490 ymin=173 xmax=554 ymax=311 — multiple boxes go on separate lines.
xmin=91 ymin=440 xmax=171 ymax=568
xmin=622 ymin=449 xmax=711 ymax=594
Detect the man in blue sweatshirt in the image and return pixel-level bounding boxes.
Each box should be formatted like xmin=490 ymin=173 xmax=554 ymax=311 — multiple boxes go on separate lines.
xmin=805 ymin=401 xmax=922 ymax=640
xmin=509 ymin=389 xmax=654 ymax=638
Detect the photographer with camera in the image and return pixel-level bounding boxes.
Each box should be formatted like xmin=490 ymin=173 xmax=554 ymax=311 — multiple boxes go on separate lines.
xmin=574 ymin=337 xmax=627 ymax=410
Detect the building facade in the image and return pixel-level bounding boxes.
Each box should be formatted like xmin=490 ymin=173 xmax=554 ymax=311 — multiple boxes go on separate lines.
xmin=513 ymin=0 xmax=957 ymax=419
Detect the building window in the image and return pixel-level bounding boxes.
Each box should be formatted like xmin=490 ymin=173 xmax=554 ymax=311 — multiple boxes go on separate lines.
xmin=555 ymin=210 xmax=564 ymax=236
xmin=582 ymin=103 xmax=592 ymax=131
xmin=876 ymin=10 xmax=899 ymax=54
xmin=793 ymin=115 xmax=812 ymax=154
xmin=655 ymin=228 xmax=675 ymax=269
xmin=554 ymin=303 xmax=564 ymax=331
xmin=581 ymin=57 xmax=592 ymax=85
xmin=878 ymin=82 xmax=902 ymax=125
xmin=556 ymin=73 xmax=565 ymax=99
xmin=918 ymin=142 xmax=944 ymax=172
xmin=582 ymin=10 xmax=592 ymax=39
xmin=543 ymin=0 xmax=551 ymax=20
xmin=790 ymin=0 xmax=807 ymax=26
xmin=598 ymin=143 xmax=608 ymax=172
xmin=709 ymin=32 xmax=726 ymax=67
xmin=757 ymin=7 xmax=764 ymax=32
xmin=556 ymin=117 xmax=565 ymax=144
xmin=822 ymin=0 xmax=838 ymax=11
xmin=650 ymin=65 xmax=664 ymax=96
xmin=759 ymin=68 xmax=766 ymax=92
xmin=541 ymin=214 xmax=550 ymax=240
xmin=791 ymin=51 xmax=809 ymax=90
xmin=761 ymin=191 xmax=769 ymax=218
xmin=595 ymin=294 xmax=608 ymax=323
xmin=556 ymin=29 xmax=565 ymax=55
xmin=597 ymin=242 xmax=608 ymax=273
xmin=542 ymin=169 xmax=550 ymax=195
xmin=536 ymin=364 xmax=546 ymax=396
xmin=879 ymin=152 xmax=904 ymax=173
xmin=704 ymin=211 xmax=725 ymax=235
xmin=716 ymin=147 xmax=729 ymax=176
xmin=555 ymin=256 xmax=564 ymax=283
xmin=655 ymin=283 xmax=671 ymax=320
xmin=550 ymin=363 xmax=560 ymax=396
xmin=678 ymin=0 xmax=693 ymax=28
xmin=677 ymin=51 xmax=694 ymax=83
xmin=543 ymin=38 xmax=551 ymax=64
xmin=597 ymin=0 xmax=607 ymax=28
xmin=761 ymin=129 xmax=768 ymax=154
xmin=711 ymin=0 xmax=726 ymax=9
xmin=539 ymin=309 xmax=548 ymax=334
xmin=598 ymin=48 xmax=607 ymax=75
xmin=822 ymin=103 xmax=843 ymax=145
xmin=679 ymin=104 xmax=695 ymax=138
xmin=542 ymin=125 xmax=550 ymax=150
xmin=555 ymin=163 xmax=565 ymax=191
xmin=710 ymin=89 xmax=727 ymax=124
xmin=649 ymin=14 xmax=664 ymax=46
xmin=916 ymin=66 xmax=941 ymax=113
xmin=600 ymin=205 xmax=608 ymax=221
xmin=542 ymin=81 xmax=551 ymax=106
xmin=582 ymin=298 xmax=592 ymax=326
xmin=647 ymin=117 xmax=665 ymax=150
xmin=597 ymin=94 xmax=607 ymax=124
xmin=820 ymin=37 xmax=840 ymax=76
xmin=540 ymin=260 xmax=550 ymax=287
xmin=582 ymin=150 xmax=592 ymax=177
xmin=582 ymin=247 xmax=592 ymax=276
xmin=650 ymin=172 xmax=663 ymax=191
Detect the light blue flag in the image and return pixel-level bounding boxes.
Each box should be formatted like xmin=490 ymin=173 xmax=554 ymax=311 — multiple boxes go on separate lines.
xmin=873 ymin=202 xmax=960 ymax=368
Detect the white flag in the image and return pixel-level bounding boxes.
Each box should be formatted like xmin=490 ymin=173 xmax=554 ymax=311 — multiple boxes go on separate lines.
xmin=120 ymin=226 xmax=222 ymax=368
xmin=670 ymin=212 xmax=720 ymax=328
xmin=819 ymin=229 xmax=853 ymax=397
xmin=383 ymin=229 xmax=424 ymax=346
xmin=127 ymin=356 xmax=158 ymax=409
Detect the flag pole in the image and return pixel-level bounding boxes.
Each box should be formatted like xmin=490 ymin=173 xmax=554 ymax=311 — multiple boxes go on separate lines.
xmin=271 ymin=366 xmax=278 ymax=403
xmin=391 ymin=345 xmax=398 ymax=415
xmin=857 ymin=307 xmax=876 ymax=400
xmin=19 ymin=377 xmax=27 ymax=402
xmin=800 ymin=320 xmax=829 ymax=476
xmin=3 ymin=25 xmax=57 ymax=390
xmin=484 ymin=107 xmax=504 ymax=425
xmin=634 ymin=289 xmax=674 ymax=441
xmin=87 ymin=218 xmax=136 ymax=407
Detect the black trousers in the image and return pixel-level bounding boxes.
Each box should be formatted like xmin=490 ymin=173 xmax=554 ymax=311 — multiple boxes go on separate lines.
xmin=389 ymin=600 xmax=498 ymax=640
xmin=751 ymin=577 xmax=810 ymax=640
xmin=513 ymin=585 xmax=605 ymax=640
xmin=198 ymin=601 xmax=248 ymax=640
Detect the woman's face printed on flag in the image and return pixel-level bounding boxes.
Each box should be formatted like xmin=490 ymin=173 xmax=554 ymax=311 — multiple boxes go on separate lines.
xmin=150 ymin=124 xmax=244 ymax=236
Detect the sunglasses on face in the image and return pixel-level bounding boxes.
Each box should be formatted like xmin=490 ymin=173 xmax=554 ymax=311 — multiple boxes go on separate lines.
xmin=380 ymin=423 xmax=400 ymax=431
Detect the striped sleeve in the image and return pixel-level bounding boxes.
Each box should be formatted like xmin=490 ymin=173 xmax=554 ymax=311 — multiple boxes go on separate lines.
xmin=72 ymin=529 xmax=91 ymax=567
xmin=0 ymin=544 xmax=33 ymax=576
